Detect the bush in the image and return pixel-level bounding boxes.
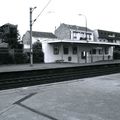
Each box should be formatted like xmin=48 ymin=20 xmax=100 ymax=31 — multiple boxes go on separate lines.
xmin=33 ymin=51 xmax=44 ymax=63
xmin=113 ymin=51 xmax=120 ymax=60
xmin=33 ymin=41 xmax=44 ymax=63
xmin=0 ymin=47 xmax=29 ymax=65
xmin=0 ymin=48 xmax=14 ymax=64
xmin=14 ymin=52 xmax=29 ymax=64
xmin=0 ymin=53 xmax=14 ymax=64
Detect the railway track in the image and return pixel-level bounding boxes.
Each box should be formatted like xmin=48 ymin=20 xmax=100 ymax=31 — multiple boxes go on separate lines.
xmin=0 ymin=63 xmax=120 ymax=90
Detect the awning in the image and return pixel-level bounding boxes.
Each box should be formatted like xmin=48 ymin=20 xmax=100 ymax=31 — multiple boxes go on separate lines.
xmin=47 ymin=39 xmax=119 ymax=46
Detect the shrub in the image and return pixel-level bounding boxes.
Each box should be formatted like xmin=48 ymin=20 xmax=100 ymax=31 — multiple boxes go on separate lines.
xmin=14 ymin=52 xmax=29 ymax=64
xmin=33 ymin=41 xmax=44 ymax=63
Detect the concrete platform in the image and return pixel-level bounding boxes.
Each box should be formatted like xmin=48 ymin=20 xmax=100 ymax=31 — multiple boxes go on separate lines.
xmin=0 ymin=60 xmax=120 ymax=73
xmin=0 ymin=73 xmax=120 ymax=120
xmin=0 ymin=63 xmax=81 ymax=73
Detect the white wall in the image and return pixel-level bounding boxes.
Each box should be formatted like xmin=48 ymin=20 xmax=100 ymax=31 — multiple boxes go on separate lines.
xmin=43 ymin=43 xmax=113 ymax=63
xmin=23 ymin=36 xmax=114 ymax=63
xmin=42 ymin=42 xmax=62 ymax=63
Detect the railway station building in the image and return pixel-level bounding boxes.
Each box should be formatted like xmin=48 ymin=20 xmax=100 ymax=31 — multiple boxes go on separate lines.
xmin=23 ymin=23 xmax=120 ymax=63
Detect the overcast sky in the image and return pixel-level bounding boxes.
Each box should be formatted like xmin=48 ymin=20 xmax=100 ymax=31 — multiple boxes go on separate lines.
xmin=0 ymin=0 xmax=120 ymax=37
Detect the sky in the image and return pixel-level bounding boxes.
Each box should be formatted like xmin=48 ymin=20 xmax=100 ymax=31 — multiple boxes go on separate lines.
xmin=0 ymin=0 xmax=120 ymax=38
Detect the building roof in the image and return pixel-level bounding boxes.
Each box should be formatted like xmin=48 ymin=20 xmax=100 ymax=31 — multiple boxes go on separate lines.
xmin=61 ymin=23 xmax=93 ymax=32
xmin=28 ymin=31 xmax=57 ymax=39
xmin=47 ymin=39 xmax=119 ymax=46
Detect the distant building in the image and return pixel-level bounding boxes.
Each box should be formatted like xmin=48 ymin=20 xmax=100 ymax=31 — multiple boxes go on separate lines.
xmin=23 ymin=23 xmax=120 ymax=63
xmin=22 ymin=31 xmax=57 ymax=62
xmin=94 ymin=29 xmax=120 ymax=60
xmin=55 ymin=23 xmax=94 ymax=41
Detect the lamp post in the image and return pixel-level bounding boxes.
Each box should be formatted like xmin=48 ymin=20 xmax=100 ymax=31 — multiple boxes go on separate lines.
xmin=30 ymin=7 xmax=37 ymax=66
xmin=78 ymin=14 xmax=88 ymax=63
xmin=78 ymin=14 xmax=87 ymax=41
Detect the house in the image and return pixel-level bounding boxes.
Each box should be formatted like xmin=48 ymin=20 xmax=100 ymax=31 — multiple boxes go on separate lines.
xmin=55 ymin=23 xmax=94 ymax=41
xmin=22 ymin=31 xmax=58 ymax=63
xmin=94 ymin=29 xmax=120 ymax=60
xmin=23 ymin=23 xmax=120 ymax=63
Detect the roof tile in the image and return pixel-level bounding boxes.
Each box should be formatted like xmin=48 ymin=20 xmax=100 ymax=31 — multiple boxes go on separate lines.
xmin=61 ymin=23 xmax=93 ymax=32
xmin=28 ymin=31 xmax=57 ymax=39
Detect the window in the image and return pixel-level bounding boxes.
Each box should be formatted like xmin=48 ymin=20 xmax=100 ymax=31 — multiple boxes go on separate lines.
xmin=81 ymin=51 xmax=86 ymax=59
xmin=87 ymin=33 xmax=92 ymax=40
xmin=98 ymin=49 xmax=103 ymax=54
xmin=73 ymin=36 xmax=77 ymax=39
xmin=73 ymin=31 xmax=77 ymax=39
xmin=89 ymin=37 xmax=91 ymax=40
xmin=68 ymin=56 xmax=72 ymax=61
xmin=53 ymin=46 xmax=59 ymax=55
xmin=92 ymin=49 xmax=96 ymax=54
xmin=72 ymin=46 xmax=77 ymax=54
xmin=89 ymin=50 xmax=92 ymax=54
xmin=81 ymin=32 xmax=84 ymax=34
xmin=63 ymin=46 xmax=69 ymax=54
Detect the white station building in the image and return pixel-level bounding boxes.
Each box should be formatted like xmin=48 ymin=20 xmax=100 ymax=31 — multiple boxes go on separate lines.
xmin=23 ymin=23 xmax=120 ymax=63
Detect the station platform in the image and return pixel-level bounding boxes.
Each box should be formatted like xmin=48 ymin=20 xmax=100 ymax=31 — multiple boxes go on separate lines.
xmin=0 ymin=60 xmax=120 ymax=73
xmin=0 ymin=73 xmax=120 ymax=120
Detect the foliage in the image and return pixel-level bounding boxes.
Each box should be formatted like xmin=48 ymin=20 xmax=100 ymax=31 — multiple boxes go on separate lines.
xmin=113 ymin=46 xmax=120 ymax=60
xmin=2 ymin=26 xmax=21 ymax=49
xmin=33 ymin=41 xmax=44 ymax=63
xmin=14 ymin=52 xmax=29 ymax=64
xmin=113 ymin=50 xmax=120 ymax=59
xmin=0 ymin=48 xmax=14 ymax=64
xmin=0 ymin=48 xmax=29 ymax=64
xmin=0 ymin=24 xmax=27 ymax=65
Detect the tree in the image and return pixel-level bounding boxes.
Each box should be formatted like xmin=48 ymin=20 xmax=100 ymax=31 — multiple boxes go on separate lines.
xmin=33 ymin=41 xmax=44 ymax=63
xmin=1 ymin=24 xmax=21 ymax=49
xmin=3 ymin=30 xmax=21 ymax=49
xmin=0 ymin=23 xmax=26 ymax=64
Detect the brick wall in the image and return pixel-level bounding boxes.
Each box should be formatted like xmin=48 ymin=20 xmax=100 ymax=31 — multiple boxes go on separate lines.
xmin=55 ymin=24 xmax=71 ymax=39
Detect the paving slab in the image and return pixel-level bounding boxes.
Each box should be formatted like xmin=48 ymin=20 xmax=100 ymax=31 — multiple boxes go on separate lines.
xmin=0 ymin=73 xmax=120 ymax=120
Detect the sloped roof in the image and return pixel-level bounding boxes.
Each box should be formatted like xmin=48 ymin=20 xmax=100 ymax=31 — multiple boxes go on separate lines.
xmin=28 ymin=31 xmax=57 ymax=39
xmin=61 ymin=23 xmax=93 ymax=32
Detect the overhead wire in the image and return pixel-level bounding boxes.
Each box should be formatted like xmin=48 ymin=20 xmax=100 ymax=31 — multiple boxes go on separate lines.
xmin=32 ymin=0 xmax=52 ymax=25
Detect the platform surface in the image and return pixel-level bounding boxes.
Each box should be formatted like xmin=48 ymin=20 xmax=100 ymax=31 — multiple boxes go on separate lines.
xmin=0 ymin=60 xmax=120 ymax=73
xmin=0 ymin=73 xmax=120 ymax=120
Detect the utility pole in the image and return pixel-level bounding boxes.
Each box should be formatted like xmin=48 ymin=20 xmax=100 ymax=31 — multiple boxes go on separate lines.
xmin=29 ymin=7 xmax=37 ymax=66
xmin=29 ymin=0 xmax=52 ymax=66
xmin=30 ymin=7 xmax=33 ymax=66
xmin=78 ymin=14 xmax=88 ymax=63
